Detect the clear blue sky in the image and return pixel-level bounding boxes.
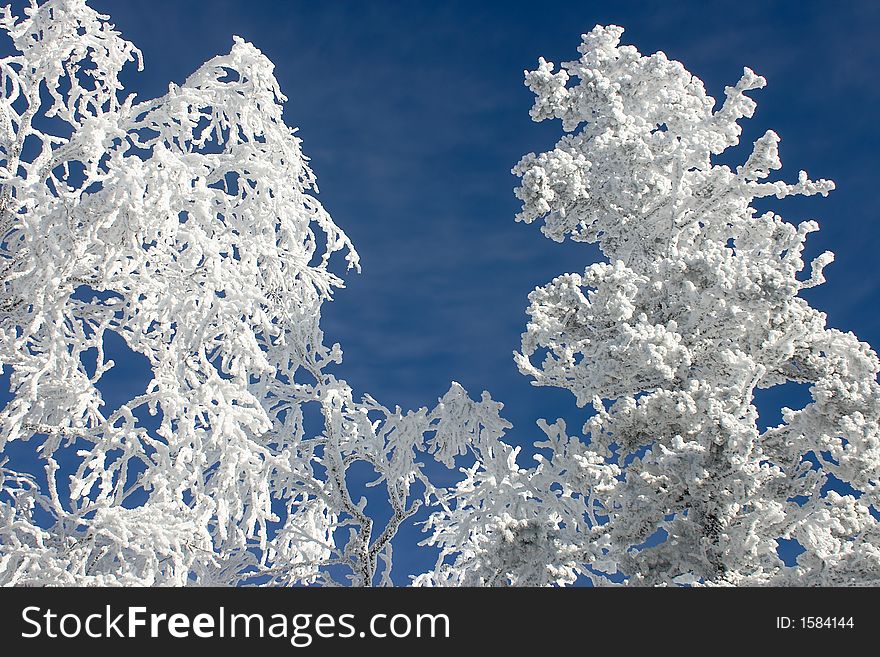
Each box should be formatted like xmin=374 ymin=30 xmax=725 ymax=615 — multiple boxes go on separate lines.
xmin=91 ymin=0 xmax=880 ymax=424
xmin=4 ymin=0 xmax=880 ymax=582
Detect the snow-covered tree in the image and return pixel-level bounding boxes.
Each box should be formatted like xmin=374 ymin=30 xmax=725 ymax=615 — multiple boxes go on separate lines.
xmin=418 ymin=25 xmax=880 ymax=586
xmin=0 ymin=0 xmax=509 ymax=586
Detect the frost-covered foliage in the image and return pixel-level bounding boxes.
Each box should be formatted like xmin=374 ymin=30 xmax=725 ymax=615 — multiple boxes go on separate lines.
xmin=0 ymin=0 xmax=509 ymax=586
xmin=418 ymin=25 xmax=880 ymax=586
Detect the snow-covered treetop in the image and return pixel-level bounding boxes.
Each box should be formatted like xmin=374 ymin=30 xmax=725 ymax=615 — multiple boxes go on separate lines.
xmin=513 ymin=24 xmax=842 ymax=407
xmin=0 ymin=0 xmax=509 ymax=586
xmin=514 ymin=25 xmax=833 ymax=261
xmin=420 ymin=25 xmax=879 ymax=586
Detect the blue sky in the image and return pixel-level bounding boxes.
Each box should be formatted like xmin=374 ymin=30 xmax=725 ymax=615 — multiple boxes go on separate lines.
xmin=4 ymin=0 xmax=880 ymax=582
xmin=91 ymin=0 xmax=879 ymax=425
